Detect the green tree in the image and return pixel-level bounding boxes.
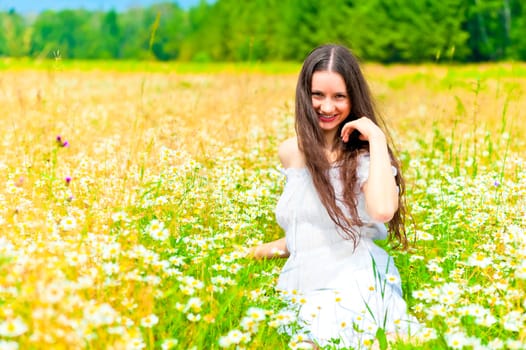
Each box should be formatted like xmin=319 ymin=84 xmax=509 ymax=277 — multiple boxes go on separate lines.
xmin=146 ymin=3 xmax=187 ymax=60
xmin=118 ymin=8 xmax=152 ymax=59
xmin=99 ymin=10 xmax=121 ymax=58
xmin=345 ymin=0 xmax=469 ymax=62
xmin=273 ymin=0 xmax=323 ymax=60
xmin=178 ymin=0 xmax=212 ymax=61
xmin=192 ymin=0 xmax=234 ymax=60
xmin=2 ymin=0 xmax=526 ymax=62
xmin=29 ymin=10 xmax=92 ymax=59
xmin=509 ymin=0 xmax=526 ymax=59
xmin=464 ymin=0 xmax=517 ymax=61
xmin=1 ymin=9 xmax=27 ymax=57
xmin=0 ymin=15 xmax=8 ymax=56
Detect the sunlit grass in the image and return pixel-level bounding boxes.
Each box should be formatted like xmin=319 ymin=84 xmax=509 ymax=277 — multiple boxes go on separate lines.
xmin=0 ymin=60 xmax=524 ymax=349
xmin=0 ymin=58 xmax=302 ymax=74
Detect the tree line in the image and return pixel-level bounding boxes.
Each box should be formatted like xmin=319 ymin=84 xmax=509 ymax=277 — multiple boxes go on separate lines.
xmin=1 ymin=0 xmax=525 ymax=63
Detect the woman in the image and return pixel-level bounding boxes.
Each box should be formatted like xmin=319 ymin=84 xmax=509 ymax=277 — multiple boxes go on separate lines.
xmin=252 ymin=44 xmax=420 ymax=348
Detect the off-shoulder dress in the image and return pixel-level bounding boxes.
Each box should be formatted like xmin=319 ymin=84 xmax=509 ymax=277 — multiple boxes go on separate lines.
xmin=275 ymin=153 xmax=420 ymax=348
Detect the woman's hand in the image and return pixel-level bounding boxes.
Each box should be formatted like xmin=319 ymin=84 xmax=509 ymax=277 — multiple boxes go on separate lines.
xmin=248 ymin=238 xmax=289 ymax=259
xmin=340 ymin=116 xmax=385 ymax=143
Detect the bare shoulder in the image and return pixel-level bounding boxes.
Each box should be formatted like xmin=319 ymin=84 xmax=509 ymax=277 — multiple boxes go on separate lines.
xmin=278 ymin=137 xmax=305 ymax=168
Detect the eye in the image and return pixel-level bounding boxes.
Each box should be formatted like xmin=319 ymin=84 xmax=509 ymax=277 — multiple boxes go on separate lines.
xmin=311 ymin=91 xmax=323 ymax=97
xmin=335 ymin=94 xmax=347 ymax=99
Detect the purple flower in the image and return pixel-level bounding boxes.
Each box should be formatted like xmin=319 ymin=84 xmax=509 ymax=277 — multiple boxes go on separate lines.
xmin=493 ymin=180 xmax=500 ymax=187
xmin=56 ymin=135 xmax=69 ymax=147
xmin=65 ymin=176 xmax=72 ymax=185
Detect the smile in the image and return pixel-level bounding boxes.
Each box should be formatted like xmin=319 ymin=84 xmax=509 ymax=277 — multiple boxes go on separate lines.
xmin=318 ymin=114 xmax=338 ymax=122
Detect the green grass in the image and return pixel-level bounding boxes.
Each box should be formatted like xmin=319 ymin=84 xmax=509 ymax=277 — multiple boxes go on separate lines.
xmin=0 ymin=57 xmax=302 ymax=74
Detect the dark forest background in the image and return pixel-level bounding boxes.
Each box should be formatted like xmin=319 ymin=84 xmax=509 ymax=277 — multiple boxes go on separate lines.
xmin=1 ymin=0 xmax=525 ymax=63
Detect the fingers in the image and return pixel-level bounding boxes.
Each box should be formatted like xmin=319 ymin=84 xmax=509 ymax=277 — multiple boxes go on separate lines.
xmin=341 ymin=116 xmax=368 ymax=142
xmin=341 ymin=129 xmax=358 ymax=143
xmin=340 ymin=122 xmax=355 ymax=142
xmin=341 ymin=116 xmax=382 ymax=143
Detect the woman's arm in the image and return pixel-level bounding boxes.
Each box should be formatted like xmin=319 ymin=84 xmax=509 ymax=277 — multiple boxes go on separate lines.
xmin=341 ymin=117 xmax=398 ymax=222
xmin=249 ymin=238 xmax=289 ymax=259
xmin=248 ymin=138 xmax=300 ymax=259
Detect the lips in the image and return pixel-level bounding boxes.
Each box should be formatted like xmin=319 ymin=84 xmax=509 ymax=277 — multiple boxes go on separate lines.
xmin=318 ymin=114 xmax=338 ymax=123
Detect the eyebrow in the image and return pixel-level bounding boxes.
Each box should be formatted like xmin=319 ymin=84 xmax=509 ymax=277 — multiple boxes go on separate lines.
xmin=310 ymin=89 xmax=347 ymax=95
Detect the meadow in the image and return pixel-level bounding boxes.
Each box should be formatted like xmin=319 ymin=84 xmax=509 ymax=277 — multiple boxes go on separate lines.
xmin=0 ymin=59 xmax=524 ymax=349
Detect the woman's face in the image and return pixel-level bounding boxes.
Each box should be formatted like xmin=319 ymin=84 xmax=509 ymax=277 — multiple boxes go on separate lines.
xmin=311 ymin=71 xmax=351 ymax=134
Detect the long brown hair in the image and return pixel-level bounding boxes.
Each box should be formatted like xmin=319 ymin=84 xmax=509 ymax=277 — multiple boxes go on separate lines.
xmin=295 ymin=44 xmax=407 ymax=248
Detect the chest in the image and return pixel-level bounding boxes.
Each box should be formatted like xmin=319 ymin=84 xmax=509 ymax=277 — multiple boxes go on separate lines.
xmin=275 ymin=170 xmax=343 ymax=231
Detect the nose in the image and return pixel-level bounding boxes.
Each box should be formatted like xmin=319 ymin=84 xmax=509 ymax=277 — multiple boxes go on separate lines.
xmin=319 ymin=99 xmax=334 ymax=113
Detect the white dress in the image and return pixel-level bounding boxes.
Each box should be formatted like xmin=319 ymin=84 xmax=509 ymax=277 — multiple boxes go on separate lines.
xmin=276 ymin=153 xmax=420 ymax=348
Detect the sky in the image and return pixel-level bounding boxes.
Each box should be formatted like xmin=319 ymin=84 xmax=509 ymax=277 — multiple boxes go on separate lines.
xmin=0 ymin=0 xmax=202 ymax=13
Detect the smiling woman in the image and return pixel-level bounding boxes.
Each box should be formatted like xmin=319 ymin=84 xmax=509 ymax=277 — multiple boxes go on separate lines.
xmin=250 ymin=44 xmax=425 ymax=349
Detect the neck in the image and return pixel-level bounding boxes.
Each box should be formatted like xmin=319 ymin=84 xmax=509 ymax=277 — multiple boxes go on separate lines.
xmin=323 ymin=129 xmax=337 ymax=149
xmin=323 ymin=130 xmax=340 ymax=163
